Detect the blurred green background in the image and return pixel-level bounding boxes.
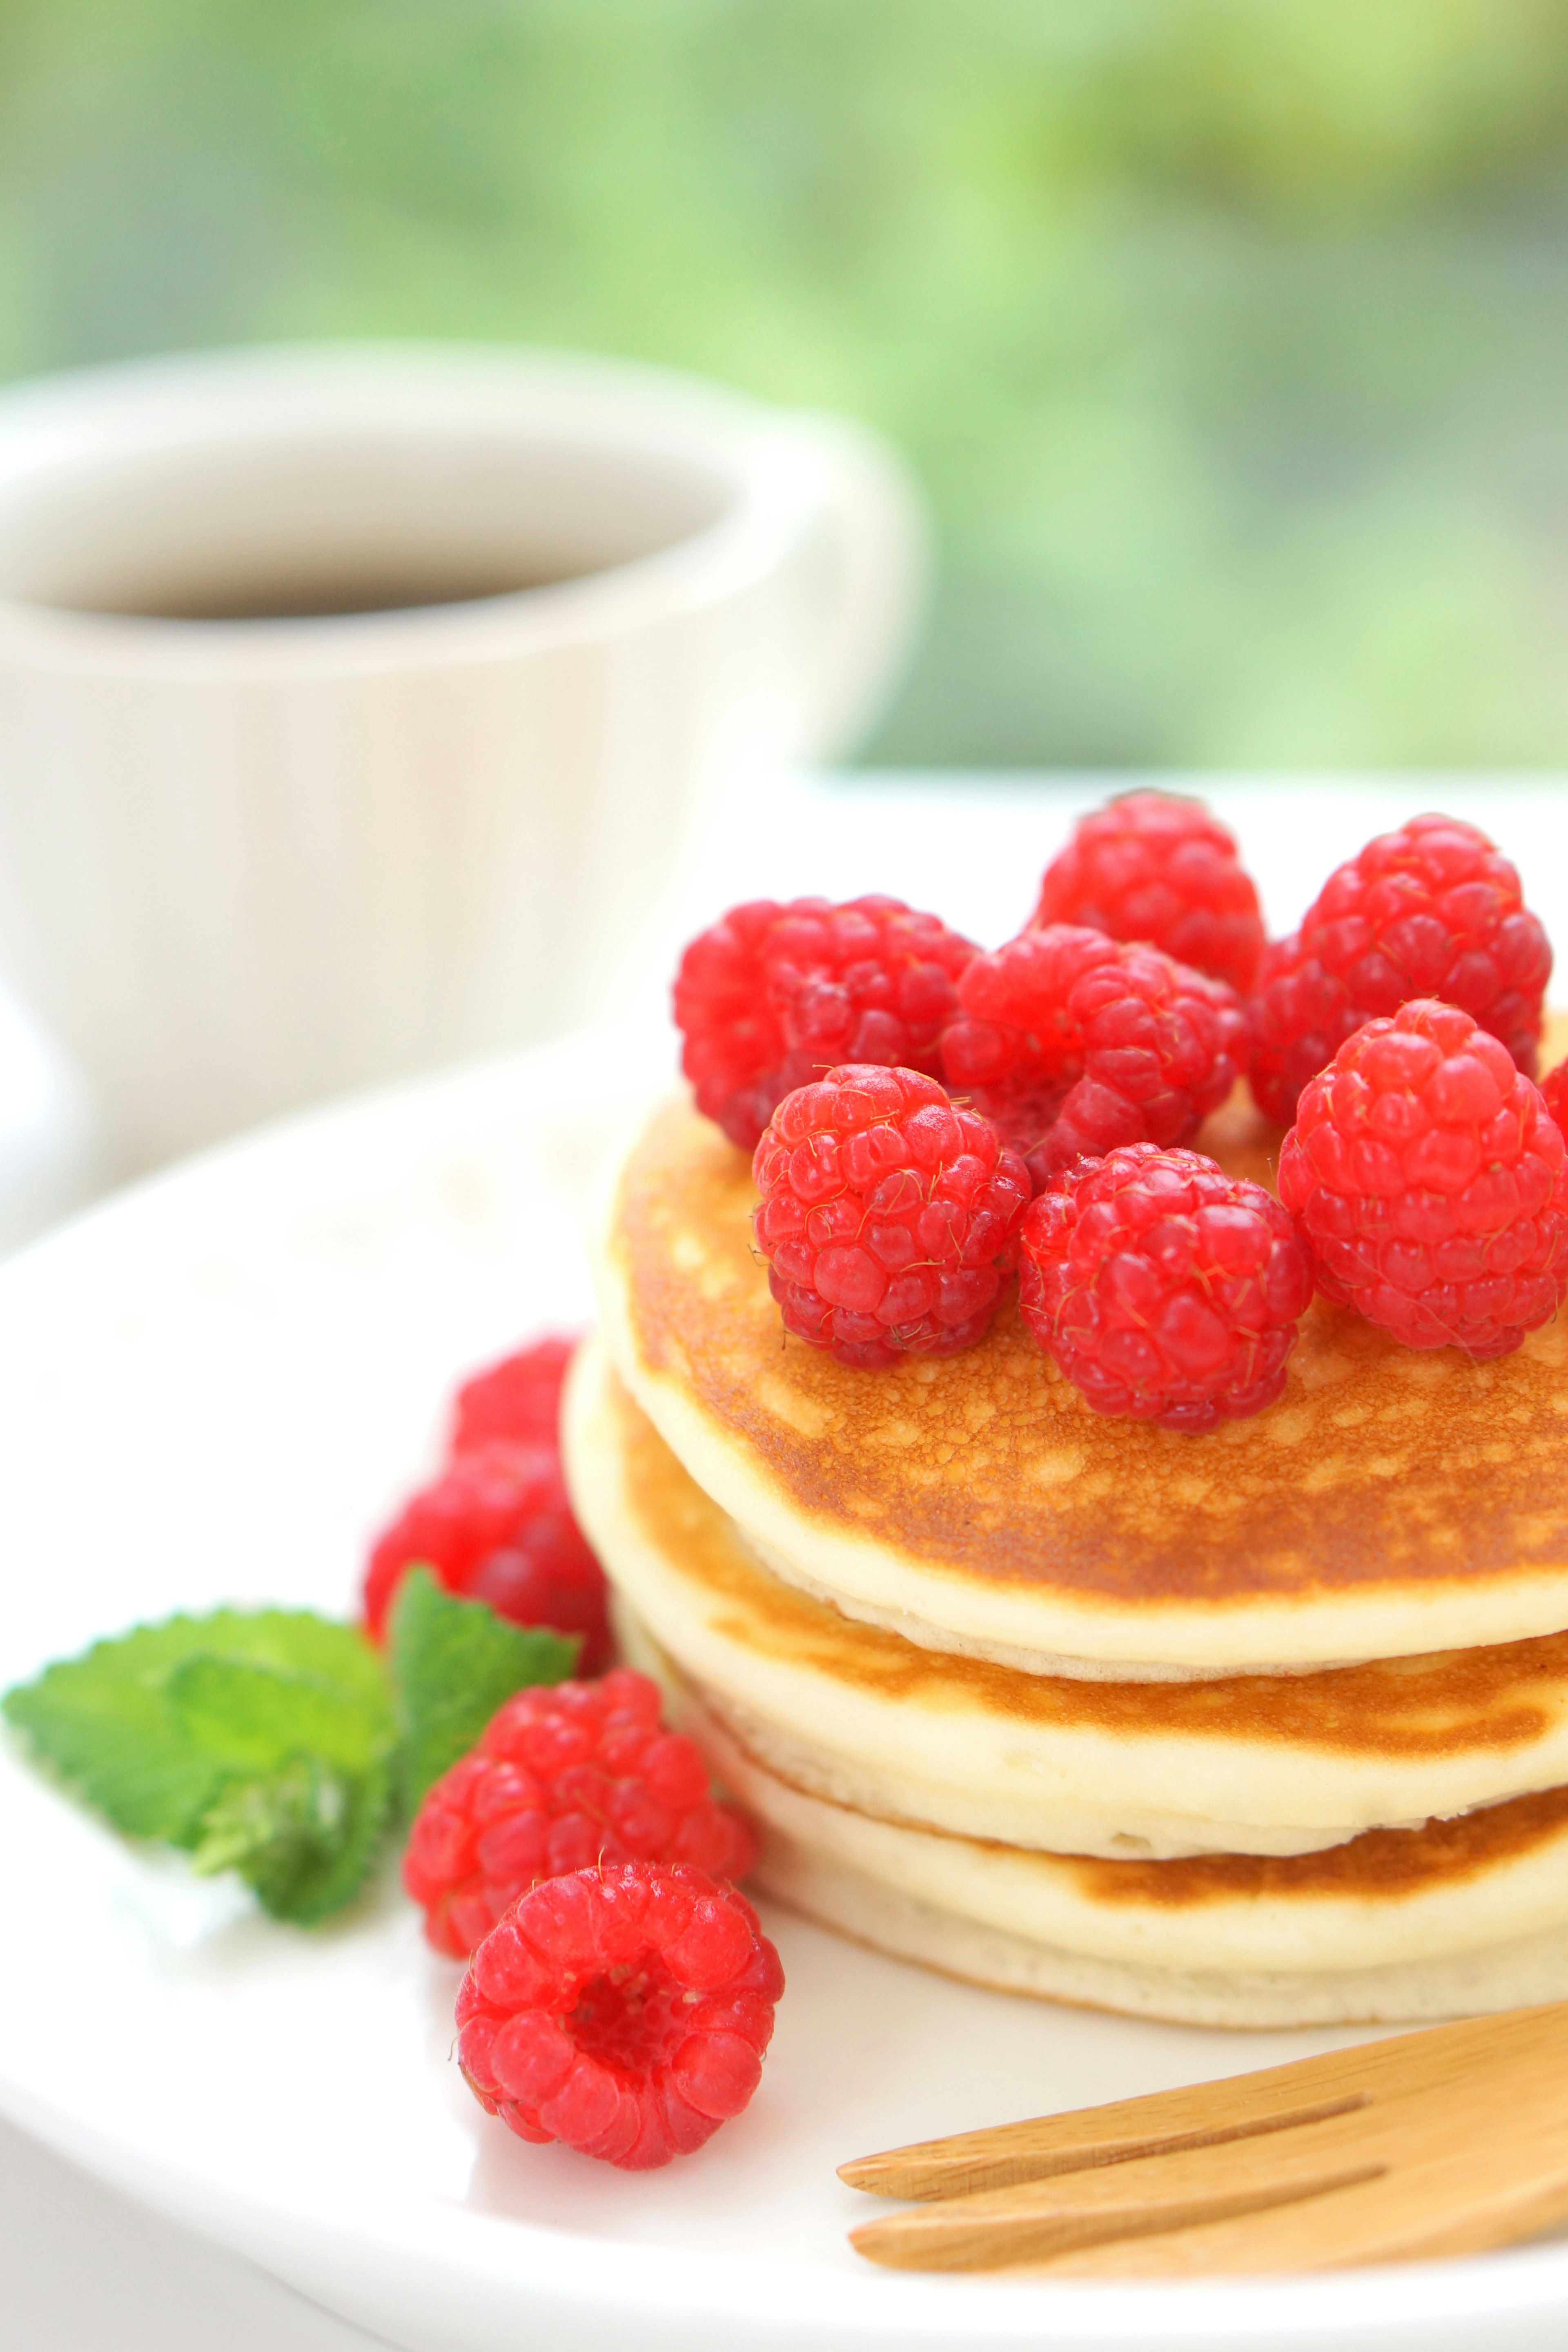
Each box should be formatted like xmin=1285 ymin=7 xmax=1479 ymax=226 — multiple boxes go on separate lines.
xmin=2 ymin=0 xmax=1567 ymax=768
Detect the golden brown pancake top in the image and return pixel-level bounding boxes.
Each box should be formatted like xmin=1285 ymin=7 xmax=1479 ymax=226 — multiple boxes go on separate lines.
xmin=612 ymin=1366 xmax=1568 ymax=1764
xmin=609 ymin=1067 xmax=1568 ymax=1609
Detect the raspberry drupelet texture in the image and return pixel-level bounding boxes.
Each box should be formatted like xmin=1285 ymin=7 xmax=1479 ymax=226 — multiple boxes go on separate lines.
xmin=939 ymin=926 xmax=1248 ymax=1193
xmin=455 ymin=1862 xmax=783 ymax=2168
xmin=362 ymin=1341 xmax=611 ymax=1668
xmin=405 ymin=1670 xmax=758 ymax=1959
xmin=1278 ymin=999 xmax=1568 ymax=1360
xmin=673 ymin=895 xmax=979 ymax=1151
xmin=1542 ymin=1057 xmax=1568 ymax=1150
xmin=751 ymin=1064 xmax=1031 ymax=1368
xmin=1018 ymin=1144 xmax=1312 ymax=1433
xmin=1249 ymin=814 xmax=1551 ymax=1127
xmin=1032 ymin=791 xmax=1266 ymax=995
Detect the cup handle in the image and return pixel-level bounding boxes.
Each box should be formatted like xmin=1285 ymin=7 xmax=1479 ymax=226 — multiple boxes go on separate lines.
xmin=786 ymin=415 xmax=931 ymax=762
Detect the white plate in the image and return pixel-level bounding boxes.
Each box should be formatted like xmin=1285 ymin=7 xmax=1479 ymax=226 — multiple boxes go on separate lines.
xmin=1 ymin=1032 xmax=1567 ymax=2352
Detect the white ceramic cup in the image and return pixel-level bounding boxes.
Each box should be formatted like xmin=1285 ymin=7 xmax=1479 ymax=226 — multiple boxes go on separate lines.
xmin=0 ymin=343 xmax=925 ymax=1173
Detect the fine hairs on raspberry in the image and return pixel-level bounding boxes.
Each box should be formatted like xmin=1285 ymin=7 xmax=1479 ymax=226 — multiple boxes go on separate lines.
xmin=1278 ymin=998 xmax=1568 ymax=1360
xmin=1018 ymin=1143 xmax=1314 ymax=1433
xmin=674 ymin=895 xmax=978 ymax=1151
xmin=751 ymin=1062 xmax=1031 ymax=1368
xmin=1249 ymin=813 xmax=1551 ymax=1127
xmin=939 ymin=926 xmax=1248 ymax=1192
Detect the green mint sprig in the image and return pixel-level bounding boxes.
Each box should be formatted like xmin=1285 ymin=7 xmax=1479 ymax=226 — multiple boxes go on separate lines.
xmin=390 ymin=1566 xmax=579 ymax=1810
xmin=2 ymin=1572 xmax=579 ymax=1926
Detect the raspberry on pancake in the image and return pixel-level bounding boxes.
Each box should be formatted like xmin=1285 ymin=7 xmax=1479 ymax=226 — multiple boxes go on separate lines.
xmin=940 ymin=925 xmax=1247 ymax=1191
xmin=751 ymin=1063 xmax=1030 ymax=1368
xmin=673 ymin=895 xmax=978 ymax=1151
xmin=1019 ymin=1143 xmax=1312 ymax=1432
xmin=1031 ymin=790 xmax=1265 ymax=994
xmin=1249 ymin=813 xmax=1551 ymax=1127
xmin=1279 ymin=998 xmax=1568 ymax=1361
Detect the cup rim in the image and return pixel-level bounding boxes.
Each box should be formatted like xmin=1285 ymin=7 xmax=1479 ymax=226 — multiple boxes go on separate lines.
xmin=0 ymin=340 xmax=839 ymax=676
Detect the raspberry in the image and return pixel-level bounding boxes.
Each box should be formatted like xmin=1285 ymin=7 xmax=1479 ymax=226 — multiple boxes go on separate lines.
xmin=1542 ymin=1055 xmax=1568 ymax=1149
xmin=1032 ymin=791 xmax=1265 ymax=994
xmin=1249 ymin=814 xmax=1551 ymax=1127
xmin=405 ymin=1669 xmax=758 ymax=1959
xmin=940 ymin=926 xmax=1248 ymax=1192
xmin=1278 ymin=998 xmax=1568 ymax=1360
xmin=1018 ymin=1144 xmax=1312 ymax=1433
xmin=362 ymin=1439 xmax=611 ymax=1670
xmin=751 ymin=1063 xmax=1031 ymax=1368
xmin=455 ymin=1862 xmax=783 ymax=2168
xmin=450 ymin=1336 xmax=577 ymax=1454
xmin=673 ymin=895 xmax=978 ymax=1150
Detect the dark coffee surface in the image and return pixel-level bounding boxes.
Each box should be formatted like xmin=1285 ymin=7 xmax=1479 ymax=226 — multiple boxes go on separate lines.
xmin=72 ymin=560 xmax=595 ymax=621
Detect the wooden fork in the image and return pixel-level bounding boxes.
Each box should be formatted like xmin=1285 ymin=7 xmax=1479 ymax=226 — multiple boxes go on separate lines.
xmin=840 ymin=2002 xmax=1568 ymax=2277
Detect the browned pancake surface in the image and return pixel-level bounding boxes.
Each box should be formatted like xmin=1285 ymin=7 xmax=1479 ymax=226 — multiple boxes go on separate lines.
xmin=610 ymin=1075 xmax=1568 ymax=1610
xmin=613 ymin=1368 xmax=1568 ymax=1763
xmin=1068 ymin=1783 xmax=1568 ymax=1910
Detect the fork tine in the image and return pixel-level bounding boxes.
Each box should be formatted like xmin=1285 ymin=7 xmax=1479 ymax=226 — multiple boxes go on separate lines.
xmin=849 ymin=2092 xmax=1416 ymax=2271
xmin=840 ymin=2002 xmax=1568 ymax=2201
xmin=850 ymin=2138 xmax=1385 ymax=2271
xmin=850 ymin=2024 xmax=1568 ymax=2276
xmin=840 ymin=2087 xmax=1371 ymax=2203
xmin=1030 ymin=2142 xmax=1568 ymax=2280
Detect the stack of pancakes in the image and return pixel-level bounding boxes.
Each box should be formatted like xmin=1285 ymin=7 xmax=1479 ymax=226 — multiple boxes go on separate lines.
xmin=564 ymin=1037 xmax=1568 ymax=2027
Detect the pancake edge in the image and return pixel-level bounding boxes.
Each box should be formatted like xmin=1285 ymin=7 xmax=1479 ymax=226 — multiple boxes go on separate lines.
xmin=760 ymin=1845 xmax=1568 ymax=2030
xmin=594 ymin=1106 xmax=1568 ymax=1674
xmin=610 ymin=1601 xmax=1568 ymax=1979
xmin=565 ymin=1337 xmax=1568 ymax=1853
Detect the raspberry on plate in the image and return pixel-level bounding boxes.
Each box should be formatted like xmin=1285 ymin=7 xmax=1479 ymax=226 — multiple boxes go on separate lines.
xmin=1278 ymin=998 xmax=1568 ymax=1360
xmin=1018 ymin=1143 xmax=1312 ymax=1433
xmin=673 ymin=895 xmax=978 ymax=1151
xmin=362 ymin=1438 xmax=612 ymax=1670
xmin=751 ymin=1063 xmax=1031 ymax=1368
xmin=405 ymin=1668 xmax=758 ymax=1958
xmin=455 ymin=1862 xmax=783 ymax=2168
xmin=1249 ymin=813 xmax=1551 ymax=1127
xmin=450 ymin=1336 xmax=577 ymax=1454
xmin=940 ymin=926 xmax=1248 ymax=1192
xmin=1031 ymin=790 xmax=1265 ymax=994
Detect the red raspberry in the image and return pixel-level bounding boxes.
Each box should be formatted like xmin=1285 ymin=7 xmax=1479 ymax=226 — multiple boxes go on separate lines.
xmin=362 ymin=1440 xmax=612 ymax=1670
xmin=1018 ymin=1144 xmax=1312 ymax=1433
xmin=751 ymin=1064 xmax=1031 ymax=1368
xmin=673 ymin=895 xmax=978 ymax=1150
xmin=455 ymin=1862 xmax=783 ymax=2168
xmin=940 ymin=927 xmax=1248 ymax=1192
xmin=1032 ymin=791 xmax=1265 ymax=994
xmin=1278 ymin=998 xmax=1568 ymax=1360
xmin=1249 ymin=814 xmax=1551 ymax=1127
xmin=450 ymin=1336 xmax=577 ymax=1453
xmin=404 ymin=1669 xmax=758 ymax=1959
xmin=1544 ymin=1057 xmax=1568 ymax=1147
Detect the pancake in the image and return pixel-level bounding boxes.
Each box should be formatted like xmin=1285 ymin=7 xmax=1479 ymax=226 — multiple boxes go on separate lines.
xmin=751 ymin=1845 xmax=1568 ymax=2031
xmin=562 ymin=1339 xmax=1568 ymax=1858
xmin=617 ymin=1606 xmax=1568 ymax=2028
xmin=592 ymin=1024 xmax=1568 ymax=1675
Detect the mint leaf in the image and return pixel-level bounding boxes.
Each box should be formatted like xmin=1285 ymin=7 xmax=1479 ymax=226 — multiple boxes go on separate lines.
xmin=2 ymin=1610 xmax=398 ymax=1924
xmin=167 ymin=1653 xmax=393 ymax=1774
xmin=190 ymin=1755 xmax=395 ymax=1925
xmin=390 ymin=1568 xmax=579 ymax=1809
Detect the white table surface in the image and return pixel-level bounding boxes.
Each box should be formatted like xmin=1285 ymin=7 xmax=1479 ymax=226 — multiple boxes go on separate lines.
xmin=4 ymin=765 xmax=1568 ymax=2348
